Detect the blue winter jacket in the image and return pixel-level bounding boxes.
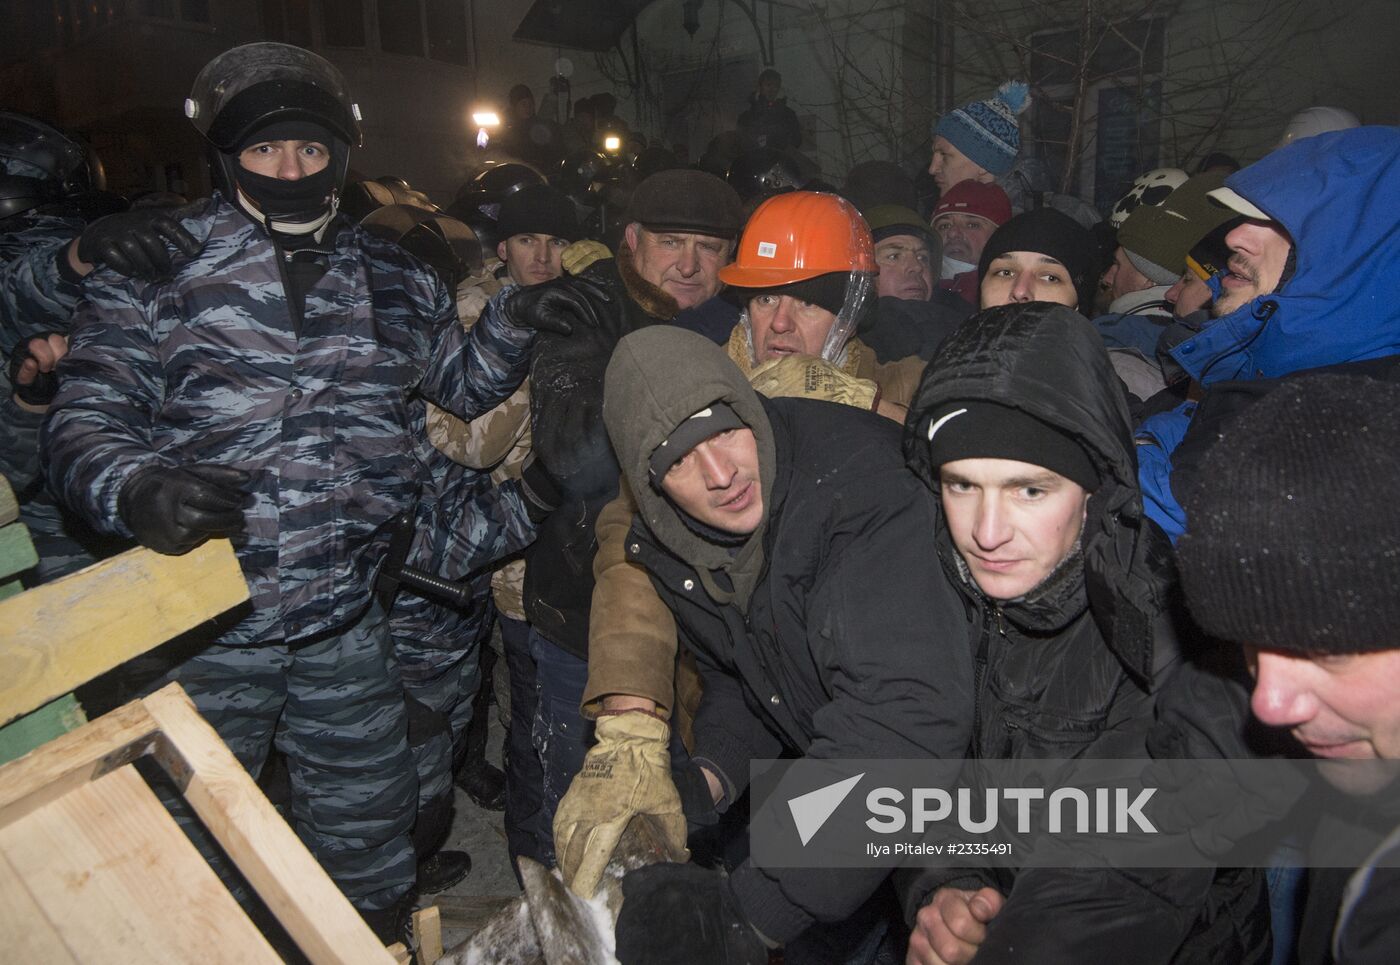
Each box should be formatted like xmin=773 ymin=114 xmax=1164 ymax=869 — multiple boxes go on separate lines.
xmin=1137 ymin=126 xmax=1400 ymax=540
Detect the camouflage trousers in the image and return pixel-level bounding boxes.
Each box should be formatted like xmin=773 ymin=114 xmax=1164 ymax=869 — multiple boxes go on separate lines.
xmin=167 ymin=600 xmax=417 ymax=912
xmin=394 ymin=624 xmax=484 ymax=857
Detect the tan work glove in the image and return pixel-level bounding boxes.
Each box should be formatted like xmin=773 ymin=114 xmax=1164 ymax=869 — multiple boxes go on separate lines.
xmin=749 ymin=354 xmax=880 ymax=411
xmin=553 ymin=711 xmax=689 ymax=898
xmin=562 ymin=239 xmax=612 ymax=276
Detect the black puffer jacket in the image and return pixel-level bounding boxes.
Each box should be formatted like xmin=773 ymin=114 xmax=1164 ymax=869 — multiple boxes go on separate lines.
xmin=524 ymin=253 xmax=673 ymax=656
xmin=898 ymin=303 xmax=1271 ymax=964
xmin=603 ymin=326 xmax=975 ymax=945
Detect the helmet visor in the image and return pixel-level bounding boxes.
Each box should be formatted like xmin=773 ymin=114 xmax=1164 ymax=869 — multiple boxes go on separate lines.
xmin=187 ymin=43 xmax=361 ymax=150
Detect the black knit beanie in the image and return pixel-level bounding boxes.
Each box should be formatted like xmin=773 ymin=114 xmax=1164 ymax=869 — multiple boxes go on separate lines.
xmin=649 ymin=401 xmax=747 ymax=481
xmin=977 ymin=208 xmax=1101 ymax=314
xmin=1178 ymin=373 xmax=1400 ymax=654
xmin=924 ymin=400 xmax=1100 ymax=492
xmin=741 ymin=271 xmax=851 ymax=317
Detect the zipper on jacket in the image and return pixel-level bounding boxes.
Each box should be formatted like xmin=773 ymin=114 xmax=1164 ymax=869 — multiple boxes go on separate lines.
xmin=972 ymin=604 xmax=1007 ymax=745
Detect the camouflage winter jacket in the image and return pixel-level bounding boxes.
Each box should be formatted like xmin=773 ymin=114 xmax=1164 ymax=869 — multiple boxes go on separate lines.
xmin=43 ymin=194 xmax=534 ymax=644
xmin=426 ymin=269 xmax=532 ymax=619
xmin=2 ymin=212 xmax=102 ymax=585
xmin=1 ymin=212 xmax=84 ymax=355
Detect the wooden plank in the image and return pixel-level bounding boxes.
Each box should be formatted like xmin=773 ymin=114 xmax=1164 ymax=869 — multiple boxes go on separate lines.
xmin=141 ymin=684 xmax=397 ymax=965
xmin=0 ymin=692 xmax=87 ymax=766
xmin=0 ymin=847 xmax=79 ymax=963
xmin=415 ymin=905 xmax=445 ymax=964
xmin=0 ymin=476 xmax=17 ymax=526
xmin=0 ymin=539 xmax=249 ymax=727
xmin=431 ymin=893 xmax=519 ymax=931
xmin=0 ymin=699 xmax=158 ymax=826
xmin=0 ymin=763 xmax=280 ymax=963
xmin=0 ymin=520 xmax=39 ymax=583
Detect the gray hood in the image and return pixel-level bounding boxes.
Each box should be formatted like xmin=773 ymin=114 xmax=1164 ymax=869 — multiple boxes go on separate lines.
xmin=603 ymin=326 xmax=777 ymax=609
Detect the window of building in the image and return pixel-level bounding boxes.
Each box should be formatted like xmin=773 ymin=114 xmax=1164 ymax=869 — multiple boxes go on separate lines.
xmin=321 ymin=0 xmax=366 ymax=47
xmin=136 ymin=0 xmax=209 ymax=22
xmin=377 ymin=0 xmax=424 ymax=56
xmin=425 ymin=0 xmax=469 ymax=66
xmin=68 ymin=0 xmax=124 ymax=38
xmin=0 ymin=0 xmax=59 ymax=61
xmin=1029 ymin=16 xmax=1167 ymax=211
xmin=262 ymin=0 xmax=314 ymax=47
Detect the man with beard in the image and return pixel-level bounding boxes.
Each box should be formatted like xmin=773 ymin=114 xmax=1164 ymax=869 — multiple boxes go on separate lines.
xmin=1135 ymin=126 xmax=1400 ymax=542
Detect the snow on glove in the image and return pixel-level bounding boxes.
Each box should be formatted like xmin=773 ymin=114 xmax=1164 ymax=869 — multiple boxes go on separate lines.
xmin=553 ymin=710 xmax=689 ymax=899
xmin=748 ymin=354 xmax=879 ymax=411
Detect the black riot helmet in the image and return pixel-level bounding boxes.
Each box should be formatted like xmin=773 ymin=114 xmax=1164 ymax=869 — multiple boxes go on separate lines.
xmin=186 ymin=42 xmax=361 ymax=236
xmin=360 ymin=204 xmax=483 ymax=291
xmin=726 ymin=147 xmax=804 ymax=204
xmin=0 ymin=111 xmax=105 ymax=219
xmin=445 ymin=161 xmax=545 ymax=250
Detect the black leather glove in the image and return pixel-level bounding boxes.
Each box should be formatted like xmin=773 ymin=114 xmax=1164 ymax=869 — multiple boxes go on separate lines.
xmin=77 ymin=209 xmax=202 ymax=280
xmin=117 ymin=464 xmax=252 ymax=555
xmin=7 ymin=333 xmax=63 ymax=407
xmin=502 ymin=275 xmax=612 ymax=335
xmin=615 ymin=863 xmax=768 ymax=965
xmin=674 ymin=759 xmax=721 ymax=830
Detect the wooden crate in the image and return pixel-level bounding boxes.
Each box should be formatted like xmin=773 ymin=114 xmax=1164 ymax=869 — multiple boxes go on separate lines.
xmin=0 ymin=682 xmax=400 ymax=964
xmin=0 ymin=523 xmax=424 ymax=962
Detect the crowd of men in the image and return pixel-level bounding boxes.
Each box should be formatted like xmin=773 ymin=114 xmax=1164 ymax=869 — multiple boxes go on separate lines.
xmin=3 ymin=39 xmax=1398 ymax=965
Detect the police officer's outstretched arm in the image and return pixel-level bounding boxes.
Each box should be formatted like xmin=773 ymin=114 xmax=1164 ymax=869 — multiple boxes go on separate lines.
xmin=502 ymin=274 xmax=612 ymax=335
xmin=71 ymin=208 xmax=202 ymax=281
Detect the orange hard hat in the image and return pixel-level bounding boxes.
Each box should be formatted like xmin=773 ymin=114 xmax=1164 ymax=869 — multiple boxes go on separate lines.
xmin=718 ymin=191 xmax=876 ymax=289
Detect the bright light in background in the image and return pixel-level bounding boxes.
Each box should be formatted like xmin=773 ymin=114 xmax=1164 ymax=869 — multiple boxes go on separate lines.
xmin=603 ymin=135 xmax=621 ymax=152
xmin=472 ymin=111 xmax=501 ymax=128
xmin=477 ymin=129 xmax=490 ymax=148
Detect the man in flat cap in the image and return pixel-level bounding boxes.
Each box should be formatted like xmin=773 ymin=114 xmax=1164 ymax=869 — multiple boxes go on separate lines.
xmin=520 ymin=169 xmax=745 ymax=863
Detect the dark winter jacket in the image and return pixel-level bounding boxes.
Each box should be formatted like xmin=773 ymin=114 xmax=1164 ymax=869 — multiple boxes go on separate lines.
xmin=522 ymin=247 xmax=678 ymax=657
xmin=1137 ymin=126 xmax=1400 ymax=540
xmin=603 ymin=325 xmax=975 ymax=945
xmin=737 ymin=94 xmax=802 ymax=152
xmin=899 ymin=302 xmax=1270 ymax=964
xmin=858 ymin=293 xmax=971 ymax=363
xmin=1306 ymin=830 xmax=1400 ymax=965
xmin=43 ymin=194 xmax=534 ymax=644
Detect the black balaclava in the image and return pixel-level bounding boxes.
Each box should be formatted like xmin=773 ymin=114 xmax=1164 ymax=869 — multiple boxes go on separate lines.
xmin=231 ymin=120 xmax=341 ymax=243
